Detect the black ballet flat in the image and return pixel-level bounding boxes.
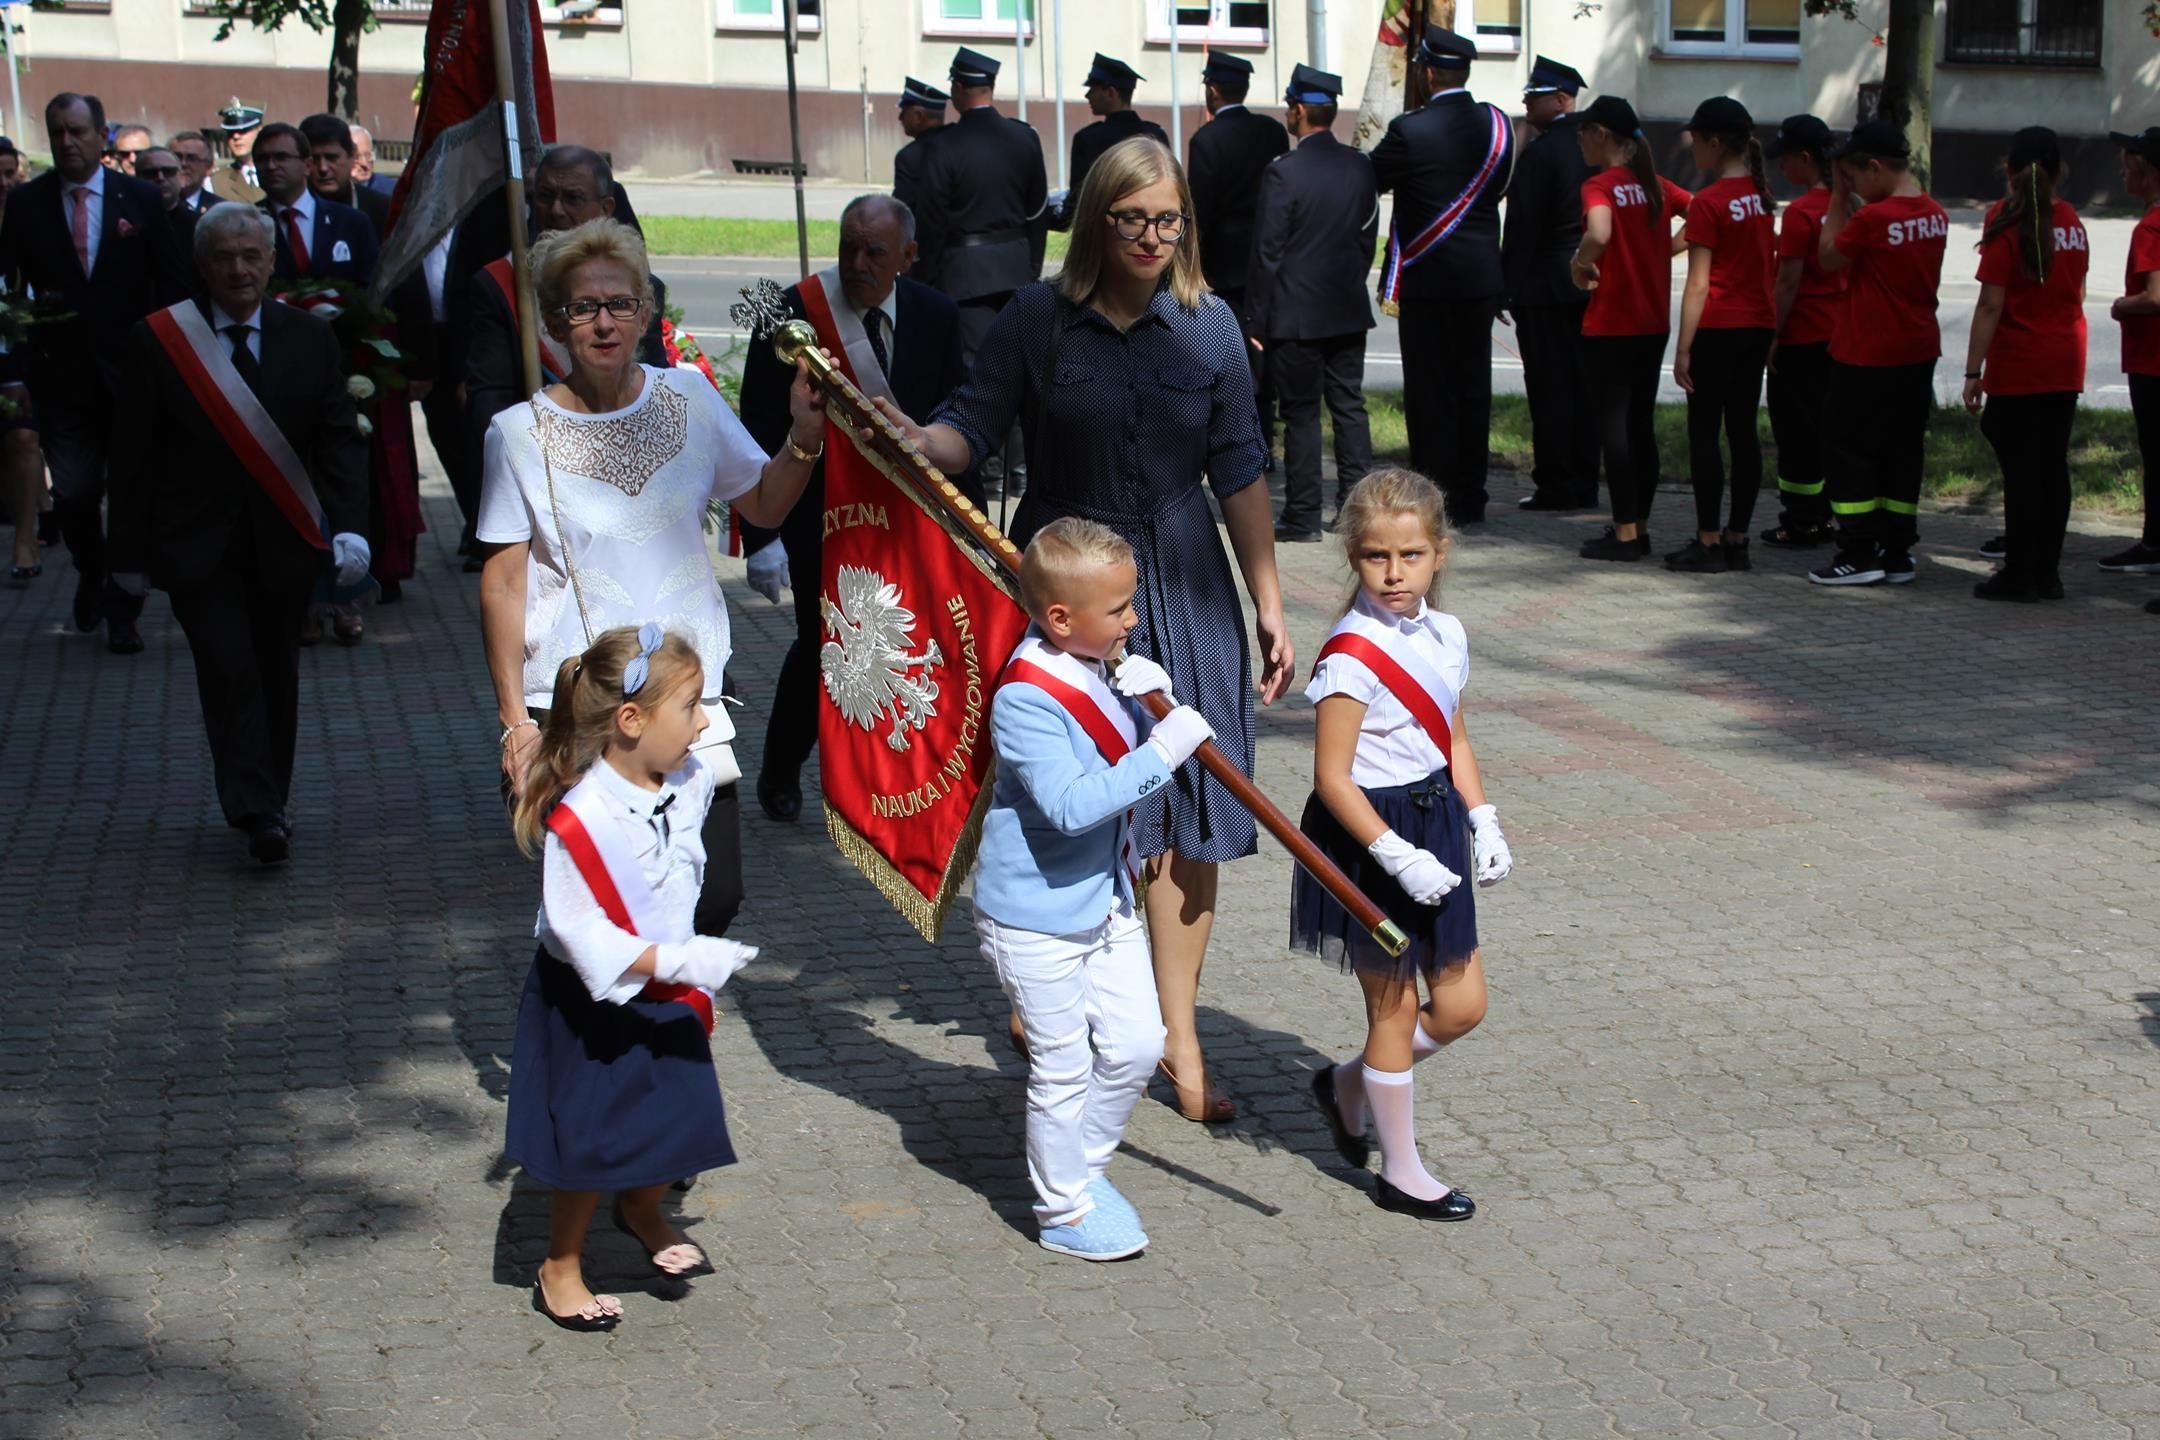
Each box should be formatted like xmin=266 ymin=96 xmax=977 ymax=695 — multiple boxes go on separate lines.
xmin=1372 ymin=1175 xmax=1476 ymax=1222
xmin=7 ymin=563 xmax=39 ymax=587
xmin=532 ymin=1280 xmax=621 ymax=1332
xmin=1311 ymin=1065 xmax=1370 ymax=1170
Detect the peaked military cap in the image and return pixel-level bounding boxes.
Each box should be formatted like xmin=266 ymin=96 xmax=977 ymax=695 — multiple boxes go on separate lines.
xmin=1083 ymin=53 xmax=1143 ymax=91
xmin=1202 ymin=51 xmax=1254 ymax=85
xmin=1523 ymin=56 xmax=1584 ymax=97
xmin=1284 ymin=64 xmax=1343 ymax=105
xmin=950 ymin=47 xmax=1000 ymax=86
xmin=1414 ymin=27 xmax=1478 ymax=68
xmin=219 ymin=99 xmax=265 ymax=132
xmin=899 ymin=77 xmax=949 ymax=113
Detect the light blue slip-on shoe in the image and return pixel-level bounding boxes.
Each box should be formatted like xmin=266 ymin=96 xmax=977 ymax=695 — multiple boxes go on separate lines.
xmin=1084 ymin=1177 xmax=1145 ymax=1235
xmin=1039 ymin=1202 xmax=1148 ymax=1261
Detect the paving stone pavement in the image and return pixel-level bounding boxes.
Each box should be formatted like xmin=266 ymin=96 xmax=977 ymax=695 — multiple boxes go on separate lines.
xmin=4 ymin=453 xmax=2159 ymax=1440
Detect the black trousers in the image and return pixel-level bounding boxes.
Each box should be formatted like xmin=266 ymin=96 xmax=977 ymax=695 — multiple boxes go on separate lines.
xmin=1515 ymin=302 xmax=1599 ymax=506
xmin=1981 ymin=390 xmax=2078 ymax=581
xmin=1396 ymin=297 xmax=1496 ymax=520
xmin=1825 ymin=359 xmax=1935 ymax=556
xmin=422 ymin=334 xmax=480 ymax=546
xmin=1584 ymin=333 xmax=1667 ymax=529
xmin=42 ymin=401 xmax=143 ymax=623
xmin=1685 ymin=327 xmax=1773 ymax=535
xmin=1218 ymin=287 xmax=1276 ymax=457
xmin=1766 ymin=339 xmax=1833 ymax=530
xmin=2134 ymin=372 xmax=2160 ymax=544
xmin=1272 ymin=332 xmax=1373 ymax=531
xmin=762 ymin=472 xmax=827 ymax=786
xmin=167 ymin=553 xmax=315 ymax=830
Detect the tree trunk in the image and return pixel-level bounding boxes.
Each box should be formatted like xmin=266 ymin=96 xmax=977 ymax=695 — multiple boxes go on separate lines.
xmin=1877 ymin=0 xmax=1935 ymax=187
xmin=327 ymin=0 xmax=366 ymax=121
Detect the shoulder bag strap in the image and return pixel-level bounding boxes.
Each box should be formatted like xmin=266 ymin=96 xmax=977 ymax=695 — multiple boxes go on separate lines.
xmin=533 ymin=398 xmax=596 ymax=648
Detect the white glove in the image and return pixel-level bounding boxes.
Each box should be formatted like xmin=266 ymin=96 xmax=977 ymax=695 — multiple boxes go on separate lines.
xmin=651 ymin=936 xmax=758 ymax=992
xmin=1467 ymin=804 xmax=1512 ymax=887
xmin=1112 ymin=654 xmax=1174 ymax=702
xmin=1146 ymin=705 xmax=1215 ymax=768
xmin=1367 ymin=828 xmax=1462 ymax=906
xmin=111 ymin=572 xmax=149 ymax=598
xmin=331 ymin=532 xmax=371 ymax=588
xmin=744 ymin=537 xmax=789 ymax=604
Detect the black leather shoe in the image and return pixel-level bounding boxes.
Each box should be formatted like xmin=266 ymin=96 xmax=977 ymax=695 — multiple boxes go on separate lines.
xmin=1372 ymin=1175 xmax=1476 ymax=1221
xmin=1973 ymin=571 xmax=2039 ymax=604
xmin=247 ymin=819 xmax=291 ymax=866
xmin=106 ymin=616 xmax=145 ymax=654
xmin=757 ymin=768 xmax=802 ymax=823
xmin=1274 ymin=525 xmax=1322 ymax=544
xmin=1311 ymin=1065 xmax=1371 ymax=1169
xmin=72 ymin=574 xmax=101 ymax=633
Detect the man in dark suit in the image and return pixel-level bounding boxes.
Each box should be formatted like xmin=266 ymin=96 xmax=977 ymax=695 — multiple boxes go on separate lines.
xmin=253 ymin=122 xmax=377 ymax=287
xmin=737 ymin=194 xmax=970 ymax=824
xmin=1189 ymin=51 xmax=1289 ymax=463
xmin=137 ymin=143 xmax=202 ymax=253
xmin=895 ymin=47 xmax=1048 ymax=364
xmin=1248 ymin=65 xmax=1379 ymax=542
xmin=108 ymin=204 xmax=370 ymax=864
xmin=1501 ymin=56 xmax=1598 ymax=512
xmin=1051 ymin=54 xmax=1166 ymax=230
xmin=0 ymin=91 xmax=187 ymax=651
xmin=1372 ymin=27 xmax=1517 ymax=524
xmin=892 ymin=78 xmax=947 ymax=196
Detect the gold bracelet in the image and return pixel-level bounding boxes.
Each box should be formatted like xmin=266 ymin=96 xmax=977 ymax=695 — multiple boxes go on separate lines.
xmin=787 ymin=434 xmax=824 ymax=464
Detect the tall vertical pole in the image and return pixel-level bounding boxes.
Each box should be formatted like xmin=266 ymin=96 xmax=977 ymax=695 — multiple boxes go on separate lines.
xmin=858 ymin=3 xmax=872 ymax=182
xmin=486 ymin=0 xmax=540 ymax=398
xmin=1 ymin=19 xmax=24 ymax=166
xmin=1051 ymin=0 xmax=1066 ymax=190
xmin=1307 ymin=0 xmax=1327 ymax=72
xmin=1168 ymin=6 xmax=1181 ymax=156
xmin=783 ymin=0 xmax=809 ymax=280
xmin=1014 ymin=0 xmax=1027 ymax=126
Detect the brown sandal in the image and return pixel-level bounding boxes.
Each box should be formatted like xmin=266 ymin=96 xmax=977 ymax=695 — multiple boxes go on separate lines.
xmin=1156 ymin=1059 xmax=1235 ymax=1124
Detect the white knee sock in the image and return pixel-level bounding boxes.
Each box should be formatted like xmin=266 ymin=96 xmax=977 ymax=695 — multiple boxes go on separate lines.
xmin=1361 ymin=1064 xmax=1448 ymax=1201
xmin=1411 ymin=1016 xmax=1444 ymax=1061
xmin=1335 ymin=1020 xmax=1444 ymax=1138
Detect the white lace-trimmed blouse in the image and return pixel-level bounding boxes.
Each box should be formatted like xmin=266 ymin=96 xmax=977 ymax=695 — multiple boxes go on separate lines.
xmin=477 ymin=365 xmax=768 ymax=708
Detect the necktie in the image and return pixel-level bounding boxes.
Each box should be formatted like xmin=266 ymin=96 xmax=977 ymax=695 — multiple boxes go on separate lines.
xmin=70 ymin=186 xmax=92 ymax=274
xmin=649 ymin=792 xmax=675 ymax=846
xmin=865 ymin=307 xmax=890 ymax=377
xmin=282 ymin=207 xmax=311 ymax=272
xmin=224 ymin=323 xmax=261 ymax=393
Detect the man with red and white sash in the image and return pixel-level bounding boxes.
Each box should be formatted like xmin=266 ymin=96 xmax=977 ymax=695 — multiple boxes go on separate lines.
xmin=107 ymin=204 xmax=370 ymax=865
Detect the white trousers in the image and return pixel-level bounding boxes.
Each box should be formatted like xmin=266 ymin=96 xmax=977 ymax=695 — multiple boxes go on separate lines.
xmin=975 ymin=904 xmax=1167 ymax=1227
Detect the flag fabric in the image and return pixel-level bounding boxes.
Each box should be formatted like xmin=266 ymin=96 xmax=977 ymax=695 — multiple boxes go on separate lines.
xmin=1352 ymin=0 xmax=1440 ymax=153
xmin=373 ymin=0 xmax=555 ymax=301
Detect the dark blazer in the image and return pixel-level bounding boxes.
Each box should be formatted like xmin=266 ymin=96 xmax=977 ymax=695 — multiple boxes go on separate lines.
xmin=109 ymin=299 xmax=369 ymax=591
xmin=462 ymin=263 xmax=670 ymax=463
xmin=1050 ymin=110 xmax=1169 ymax=230
xmin=328 ymin=182 xmax=436 ymax=382
xmin=258 ymin=194 xmax=378 ymax=286
xmin=893 ymin=131 xmax=940 ymax=199
xmin=166 ymin=201 xmax=201 ymax=262
xmin=1370 ymin=90 xmax=1518 ymax=303
xmin=1501 ymin=113 xmax=1593 ymax=311
xmin=1188 ymin=105 xmax=1290 ymax=294
xmin=0 ymin=168 xmax=188 ymax=407
xmin=1247 ymin=130 xmax=1380 ymax=343
xmin=896 ymin=106 xmax=1048 ymax=301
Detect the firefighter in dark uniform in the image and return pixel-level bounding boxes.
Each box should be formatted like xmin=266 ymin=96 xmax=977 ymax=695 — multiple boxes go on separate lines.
xmin=1371 ymin=27 xmax=1517 ymax=524
xmin=1189 ymin=50 xmax=1290 ymax=466
xmin=1501 ymin=55 xmax=1599 ymax=512
xmin=892 ymin=77 xmax=948 ymax=196
xmin=894 ymin=46 xmax=1050 ymax=366
xmin=1051 ymin=54 xmax=1166 ymax=230
xmin=1248 ymin=64 xmax=1379 ymax=542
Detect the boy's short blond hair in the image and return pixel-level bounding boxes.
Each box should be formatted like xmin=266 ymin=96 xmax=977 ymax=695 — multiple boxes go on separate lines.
xmin=1019 ymin=517 xmax=1136 ymax=620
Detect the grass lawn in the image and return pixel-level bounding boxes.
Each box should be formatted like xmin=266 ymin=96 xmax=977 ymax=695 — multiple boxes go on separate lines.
xmin=1364 ymin=391 xmax=2147 ymax=515
xmin=643 ymin=214 xmax=1071 ymax=264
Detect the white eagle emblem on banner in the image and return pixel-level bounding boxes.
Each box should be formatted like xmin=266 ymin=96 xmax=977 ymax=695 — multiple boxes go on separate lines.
xmin=821 ymin=565 xmax=945 ymax=752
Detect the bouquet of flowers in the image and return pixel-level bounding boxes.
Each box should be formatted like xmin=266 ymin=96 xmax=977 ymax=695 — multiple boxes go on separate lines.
xmin=0 ymin=293 xmax=73 ymax=422
xmin=270 ymin=277 xmax=407 ymax=437
xmin=661 ymin=308 xmax=723 ymax=395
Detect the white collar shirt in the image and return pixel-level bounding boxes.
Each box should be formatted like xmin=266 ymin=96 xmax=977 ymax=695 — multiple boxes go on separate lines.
xmin=211 ymin=301 xmax=265 ymax=362
xmin=66 ymin=166 xmax=107 ymax=274
xmin=276 ymin=188 xmax=317 ymax=234
xmin=1304 ymin=592 xmax=1470 ymax=788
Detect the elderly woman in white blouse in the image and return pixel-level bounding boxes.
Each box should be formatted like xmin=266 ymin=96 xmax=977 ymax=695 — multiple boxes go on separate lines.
xmin=478 ymin=217 xmax=823 ymax=932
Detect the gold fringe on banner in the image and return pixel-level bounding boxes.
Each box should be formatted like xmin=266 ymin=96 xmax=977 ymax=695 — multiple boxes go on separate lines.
xmin=825 ymin=770 xmax=997 ymax=943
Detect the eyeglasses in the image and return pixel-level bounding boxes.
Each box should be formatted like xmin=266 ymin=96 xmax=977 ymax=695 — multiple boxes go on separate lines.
xmin=138 ymin=165 xmax=181 ymax=179
xmin=1105 ymin=209 xmax=1188 ymax=242
xmin=553 ymin=296 xmax=647 ymax=325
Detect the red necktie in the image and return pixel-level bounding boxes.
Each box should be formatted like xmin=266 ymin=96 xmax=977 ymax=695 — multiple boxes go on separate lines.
xmin=70 ymin=186 xmax=92 ymax=274
xmin=283 ymin=207 xmax=311 ymax=272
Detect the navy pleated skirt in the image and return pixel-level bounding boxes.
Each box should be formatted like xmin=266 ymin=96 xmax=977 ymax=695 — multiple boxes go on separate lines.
xmin=505 ymin=947 xmax=736 ymax=1192
xmin=1291 ymin=769 xmax=1478 ymax=981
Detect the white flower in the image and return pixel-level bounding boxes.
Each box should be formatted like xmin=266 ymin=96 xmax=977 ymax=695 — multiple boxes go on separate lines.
xmin=356 ymin=414 xmax=374 ymax=437
xmin=312 ymin=303 xmax=344 ymax=320
xmin=346 ymin=374 xmax=376 ymax=401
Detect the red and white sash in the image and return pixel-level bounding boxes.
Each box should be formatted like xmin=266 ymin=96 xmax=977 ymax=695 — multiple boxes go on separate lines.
xmin=483 ymin=256 xmax=574 ymax=382
xmin=796 ymin=267 xmax=893 ymax=403
xmin=545 ymin=774 xmax=715 ymax=1034
xmin=998 ymin=632 xmax=1143 ymax=900
xmin=146 ymin=301 xmax=330 ymax=551
xmin=1377 ymin=101 xmax=1513 ymax=308
xmin=1313 ymin=610 xmax=1458 ymax=769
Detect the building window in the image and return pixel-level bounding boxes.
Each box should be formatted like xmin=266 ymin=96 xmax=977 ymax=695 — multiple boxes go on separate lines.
xmin=1146 ymin=1 xmax=1269 ymax=46
xmin=1472 ymin=0 xmax=1523 ymax=52
xmin=718 ymin=0 xmax=821 ymax=29
xmin=1945 ymin=0 xmax=2101 ymax=66
xmin=924 ymin=0 xmax=1035 ymax=38
xmin=1663 ymin=0 xmax=1801 ymax=56
xmin=537 ymin=0 xmax=625 ymax=23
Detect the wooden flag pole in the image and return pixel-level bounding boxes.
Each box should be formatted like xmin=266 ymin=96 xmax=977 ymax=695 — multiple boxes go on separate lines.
xmin=486 ymin=0 xmax=542 ymax=396
xmin=772 ymin=319 xmax=1409 ymax=959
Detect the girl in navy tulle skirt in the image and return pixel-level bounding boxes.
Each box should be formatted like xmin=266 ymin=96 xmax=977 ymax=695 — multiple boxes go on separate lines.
xmin=1291 ymin=469 xmax=1515 ymax=1223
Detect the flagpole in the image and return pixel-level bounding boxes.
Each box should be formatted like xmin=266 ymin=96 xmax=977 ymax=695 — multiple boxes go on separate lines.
xmin=1013 ymin=0 xmax=1026 ymax=126
xmin=1051 ymin=0 xmax=1066 ymax=191
xmin=486 ymin=0 xmax=541 ymax=397
xmin=1168 ymin=9 xmax=1181 ymax=156
xmin=784 ymin=0 xmax=809 ymax=281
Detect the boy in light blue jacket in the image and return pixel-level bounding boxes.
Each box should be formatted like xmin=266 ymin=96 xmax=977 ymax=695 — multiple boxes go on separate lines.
xmin=975 ymin=518 xmax=1216 ymax=1260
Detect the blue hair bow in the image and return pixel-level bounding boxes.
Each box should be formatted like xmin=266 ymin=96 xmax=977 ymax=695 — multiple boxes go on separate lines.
xmin=622 ymin=621 xmax=665 ymax=697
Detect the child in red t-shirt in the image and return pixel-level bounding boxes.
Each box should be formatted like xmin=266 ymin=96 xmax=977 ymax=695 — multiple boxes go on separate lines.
xmin=1810 ymin=119 xmax=1949 ymax=588
xmin=1671 ymin=96 xmax=1778 ymax=574
xmin=1570 ymin=94 xmax=1691 ymax=562
xmin=1961 ymin=128 xmax=2089 ymax=604
xmin=2102 ymin=126 xmax=2160 ymax=603
xmin=1761 ymin=114 xmax=1844 ymax=549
